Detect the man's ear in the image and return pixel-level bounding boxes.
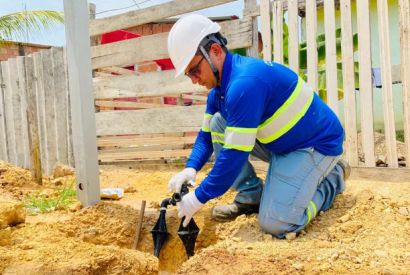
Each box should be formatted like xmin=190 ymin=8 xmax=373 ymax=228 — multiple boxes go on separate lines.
xmin=211 ymin=43 xmax=223 ymax=59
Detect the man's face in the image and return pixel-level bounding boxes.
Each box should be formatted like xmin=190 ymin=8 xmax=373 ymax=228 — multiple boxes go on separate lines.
xmin=185 ymin=53 xmax=217 ymax=90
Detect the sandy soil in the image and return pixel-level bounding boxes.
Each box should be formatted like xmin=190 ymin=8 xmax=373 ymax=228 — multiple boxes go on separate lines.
xmin=0 ymin=158 xmax=410 ymax=274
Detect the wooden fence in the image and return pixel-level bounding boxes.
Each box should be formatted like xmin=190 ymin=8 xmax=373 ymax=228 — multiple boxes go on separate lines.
xmin=1 ymin=0 xmax=409 ymax=182
xmin=0 ymin=47 xmax=73 ymax=177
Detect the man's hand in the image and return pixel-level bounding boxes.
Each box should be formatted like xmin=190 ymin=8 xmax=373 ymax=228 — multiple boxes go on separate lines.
xmin=168 ymin=167 xmax=197 ymax=193
xmin=177 ymin=192 xmax=204 ymax=227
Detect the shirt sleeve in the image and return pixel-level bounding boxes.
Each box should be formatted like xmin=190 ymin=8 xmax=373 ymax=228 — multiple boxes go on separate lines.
xmin=195 ymin=77 xmax=269 ymax=203
xmin=185 ymin=90 xmax=218 ymax=171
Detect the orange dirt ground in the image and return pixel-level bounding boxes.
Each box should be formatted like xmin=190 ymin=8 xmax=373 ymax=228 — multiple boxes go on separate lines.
xmin=1 ymin=159 xmax=410 ymax=275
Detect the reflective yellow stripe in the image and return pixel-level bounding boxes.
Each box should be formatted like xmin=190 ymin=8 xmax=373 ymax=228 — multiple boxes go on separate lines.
xmin=204 ymin=113 xmax=214 ymax=118
xmin=211 ymin=132 xmax=225 ymax=137
xmin=202 ymin=113 xmax=214 ymax=133
xmin=307 ymin=208 xmax=312 ymax=225
xmin=202 ymin=127 xmax=211 ymax=132
xmin=212 ymin=140 xmax=225 ymax=144
xmin=226 ymin=126 xmax=258 ymax=133
xmin=310 ymin=201 xmax=317 ymax=217
xmin=257 ymin=78 xmax=314 ymax=144
xmin=223 ymin=144 xmax=254 ymax=152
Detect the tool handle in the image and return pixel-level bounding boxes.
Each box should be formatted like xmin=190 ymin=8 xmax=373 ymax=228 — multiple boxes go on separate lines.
xmin=133 ymin=200 xmax=146 ymax=250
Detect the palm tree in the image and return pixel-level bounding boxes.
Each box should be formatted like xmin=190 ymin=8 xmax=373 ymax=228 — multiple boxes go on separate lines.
xmin=0 ymin=10 xmax=64 ymax=46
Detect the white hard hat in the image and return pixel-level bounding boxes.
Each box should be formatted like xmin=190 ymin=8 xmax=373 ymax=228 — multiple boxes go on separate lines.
xmin=168 ymin=14 xmax=221 ymax=78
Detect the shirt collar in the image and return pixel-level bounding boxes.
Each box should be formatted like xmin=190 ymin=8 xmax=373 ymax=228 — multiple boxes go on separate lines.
xmin=218 ymin=51 xmax=233 ymax=96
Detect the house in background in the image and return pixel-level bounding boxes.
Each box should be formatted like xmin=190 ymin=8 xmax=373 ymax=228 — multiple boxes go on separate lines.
xmin=301 ymin=0 xmax=405 ymax=132
xmin=0 ymin=41 xmax=51 ymax=61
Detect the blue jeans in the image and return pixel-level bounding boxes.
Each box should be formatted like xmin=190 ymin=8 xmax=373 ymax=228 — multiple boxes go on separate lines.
xmin=210 ymin=112 xmax=345 ymax=238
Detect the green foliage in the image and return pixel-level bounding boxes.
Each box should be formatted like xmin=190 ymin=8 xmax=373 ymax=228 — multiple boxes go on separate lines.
xmin=23 ymin=180 xmax=77 ymax=214
xmin=0 ymin=10 xmax=64 ymax=46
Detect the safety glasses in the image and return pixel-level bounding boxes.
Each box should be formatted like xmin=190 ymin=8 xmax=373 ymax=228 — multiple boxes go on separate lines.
xmin=184 ymin=55 xmax=205 ymax=79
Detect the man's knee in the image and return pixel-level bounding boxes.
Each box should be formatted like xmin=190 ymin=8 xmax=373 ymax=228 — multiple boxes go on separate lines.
xmin=209 ymin=112 xmax=225 ymax=132
xmin=258 ymin=216 xmax=301 ymax=239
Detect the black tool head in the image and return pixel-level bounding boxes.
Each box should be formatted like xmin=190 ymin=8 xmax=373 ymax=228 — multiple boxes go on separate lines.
xmin=177 ymin=217 xmax=200 ymax=258
xmin=151 ymin=211 xmax=170 ymax=258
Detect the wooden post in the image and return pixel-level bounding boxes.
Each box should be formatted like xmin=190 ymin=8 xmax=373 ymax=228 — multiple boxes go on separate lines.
xmin=133 ymin=200 xmax=146 ymax=250
xmin=63 ymin=0 xmax=101 ymax=207
xmin=0 ymin=63 xmax=8 ymax=162
xmin=17 ymin=57 xmax=31 ymax=168
xmin=288 ymin=0 xmax=299 ymax=73
xmin=273 ymin=1 xmax=284 ymax=64
xmin=398 ymin=0 xmax=410 ymax=167
xmin=306 ymin=0 xmax=318 ymax=94
xmin=52 ymin=47 xmax=69 ymax=165
xmin=260 ymin=0 xmax=272 ymax=61
xmin=324 ymin=0 xmax=338 ymax=115
xmin=64 ymin=47 xmax=75 ymax=168
xmin=25 ymin=57 xmax=42 ymax=184
xmin=244 ymin=0 xmax=259 ymax=58
xmin=377 ymin=0 xmax=398 ymax=168
xmin=340 ymin=0 xmax=358 ymax=166
xmin=356 ymin=0 xmax=375 ymax=167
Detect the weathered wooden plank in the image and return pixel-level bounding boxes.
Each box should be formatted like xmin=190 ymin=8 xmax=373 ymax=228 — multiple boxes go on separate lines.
xmin=89 ymin=0 xmax=236 ymax=37
xmin=102 ymin=66 xmax=138 ymax=75
xmin=288 ymin=0 xmax=299 ymax=73
xmin=32 ymin=52 xmax=48 ymax=173
xmin=8 ymin=58 xmax=25 ymax=167
xmin=16 ymin=57 xmax=31 ymax=168
xmin=356 ymin=0 xmax=375 ymax=167
xmin=96 ymin=105 xmax=205 ymax=136
xmin=399 ymin=0 xmax=410 ymax=168
xmin=63 ymin=0 xmax=101 ymax=207
xmin=94 ymin=100 xmax=177 ymax=109
xmin=0 ymin=62 xmax=8 ymax=162
xmin=243 ymin=0 xmax=330 ymax=17
xmin=94 ymin=72 xmax=113 ymax=77
xmin=41 ymin=49 xmax=58 ymax=175
xmin=99 ymin=149 xmax=193 ymax=161
xmin=25 ymin=57 xmax=42 ymax=184
xmin=340 ymin=0 xmax=358 ymax=166
xmin=306 ymin=0 xmax=318 ymax=93
xmin=99 ymin=144 xmax=186 ymax=154
xmin=273 ymin=1 xmax=284 ymax=64
xmin=52 ymin=47 xmax=69 ymax=165
xmin=377 ymin=0 xmax=398 ymax=168
xmin=97 ymin=136 xmax=197 ymax=147
xmin=260 ymin=0 xmax=272 ymax=61
xmin=181 ymin=94 xmax=208 ymax=101
xmin=63 ymin=47 xmax=75 ymax=168
xmin=93 ymin=69 xmax=207 ymax=99
xmin=324 ymin=0 xmax=339 ymax=115
xmin=91 ymin=18 xmax=253 ymax=70
xmin=245 ymin=0 xmax=259 ymax=58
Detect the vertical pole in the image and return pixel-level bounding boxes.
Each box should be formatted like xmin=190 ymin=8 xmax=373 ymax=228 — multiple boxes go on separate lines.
xmin=273 ymin=1 xmax=284 ymax=64
xmin=244 ymin=0 xmax=259 ymax=58
xmin=288 ymin=0 xmax=299 ymax=73
xmin=260 ymin=0 xmax=272 ymax=61
xmin=63 ymin=0 xmax=101 ymax=207
xmin=306 ymin=0 xmax=318 ymax=94
xmin=0 ymin=63 xmax=8 ymax=162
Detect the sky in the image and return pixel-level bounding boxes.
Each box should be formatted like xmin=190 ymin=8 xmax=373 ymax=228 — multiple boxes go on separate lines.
xmin=0 ymin=0 xmax=246 ymax=46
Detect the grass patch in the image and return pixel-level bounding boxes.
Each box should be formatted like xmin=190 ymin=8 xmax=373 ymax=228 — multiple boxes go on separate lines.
xmin=374 ymin=129 xmax=405 ymax=143
xmin=23 ymin=180 xmax=77 ymax=214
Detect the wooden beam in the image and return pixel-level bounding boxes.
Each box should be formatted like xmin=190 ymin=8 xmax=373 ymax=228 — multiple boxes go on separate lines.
xmin=377 ymin=0 xmax=398 ymax=168
xmin=288 ymin=0 xmax=299 ymax=73
xmin=91 ymin=18 xmax=252 ymax=70
xmin=94 ymin=72 xmax=113 ymax=77
xmin=260 ymin=0 xmax=272 ymax=61
xmin=272 ymin=1 xmax=284 ymax=64
xmin=94 ymin=100 xmax=177 ymax=109
xmin=306 ymin=0 xmax=318 ymax=93
xmin=181 ymin=94 xmax=208 ymax=101
xmin=324 ymin=0 xmax=339 ymax=115
xmin=89 ymin=0 xmax=236 ymax=37
xmin=340 ymin=0 xmax=358 ymax=166
xmin=245 ymin=0 xmax=259 ymax=58
xmin=0 ymin=62 xmax=8 ymax=162
xmin=98 ymin=149 xmax=193 ymax=161
xmin=63 ymin=0 xmax=101 ymax=207
xmin=93 ymin=69 xmax=207 ymax=99
xmin=99 ymin=144 xmax=186 ymax=154
xmin=24 ymin=57 xmax=42 ymax=184
xmin=101 ymin=66 xmax=138 ymax=75
xmin=398 ymin=0 xmax=410 ymax=167
xmin=95 ymin=105 xmax=205 ymax=136
xmin=52 ymin=47 xmax=70 ymax=165
xmin=97 ymin=136 xmax=197 ymax=147
xmin=357 ymin=0 xmax=375 ymax=167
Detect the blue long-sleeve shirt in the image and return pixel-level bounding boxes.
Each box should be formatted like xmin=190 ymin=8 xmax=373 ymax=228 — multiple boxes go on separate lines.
xmin=187 ymin=52 xmax=344 ymax=204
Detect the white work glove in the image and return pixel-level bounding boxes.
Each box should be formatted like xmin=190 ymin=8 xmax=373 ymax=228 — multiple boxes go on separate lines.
xmin=177 ymin=192 xmax=204 ymax=227
xmin=168 ymin=167 xmax=197 ymax=193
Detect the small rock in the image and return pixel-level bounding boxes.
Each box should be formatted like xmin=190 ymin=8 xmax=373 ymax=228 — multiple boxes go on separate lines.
xmin=69 ymin=201 xmax=82 ymax=212
xmin=263 ymin=234 xmax=273 ymax=241
xmin=382 ymin=268 xmax=396 ymax=275
xmin=338 ymin=214 xmax=350 ymax=223
xmin=51 ymin=178 xmax=63 ymax=186
xmin=376 ymin=155 xmax=387 ymax=164
xmin=398 ymin=207 xmax=409 ymax=216
xmin=124 ymin=186 xmax=136 ymax=193
xmin=12 ymin=238 xmax=24 ymax=244
xmin=292 ymin=263 xmax=304 ymax=271
xmin=319 ymin=211 xmax=325 ymax=216
xmin=340 ymin=221 xmax=362 ymax=234
xmin=285 ymin=232 xmax=296 ymax=241
xmin=53 ymin=162 xmax=75 ymax=178
xmin=374 ymin=250 xmax=388 ymax=258
xmin=0 ymin=202 xmax=26 ymax=229
xmin=232 ymin=237 xmax=242 ymax=242
xmin=330 ymin=253 xmax=339 ymax=261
